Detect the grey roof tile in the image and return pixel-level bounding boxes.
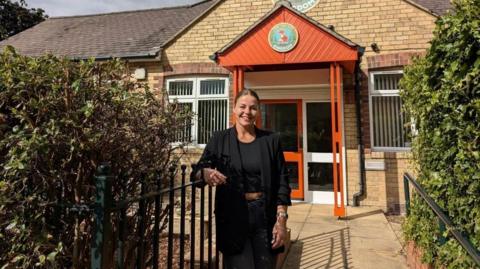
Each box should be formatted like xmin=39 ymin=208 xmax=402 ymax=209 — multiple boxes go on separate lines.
xmin=0 ymin=0 xmax=216 ymax=59
xmin=410 ymin=0 xmax=452 ymax=15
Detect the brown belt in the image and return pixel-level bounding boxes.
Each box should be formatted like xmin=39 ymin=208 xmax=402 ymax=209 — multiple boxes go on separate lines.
xmin=245 ymin=192 xmax=263 ymax=201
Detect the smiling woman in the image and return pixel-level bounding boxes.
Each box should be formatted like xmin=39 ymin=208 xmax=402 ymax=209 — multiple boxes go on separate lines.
xmin=24 ymin=0 xmax=204 ymax=16
xmin=193 ymin=88 xmax=291 ymax=269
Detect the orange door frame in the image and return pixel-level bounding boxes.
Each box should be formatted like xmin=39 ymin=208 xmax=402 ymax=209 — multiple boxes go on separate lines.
xmin=256 ymin=99 xmax=304 ymax=200
xmin=233 ymin=64 xmax=345 ymax=209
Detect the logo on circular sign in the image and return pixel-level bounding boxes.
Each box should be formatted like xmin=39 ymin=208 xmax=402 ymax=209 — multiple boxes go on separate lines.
xmin=268 ymin=23 xmax=299 ymax=53
xmin=272 ymin=0 xmax=320 ymax=13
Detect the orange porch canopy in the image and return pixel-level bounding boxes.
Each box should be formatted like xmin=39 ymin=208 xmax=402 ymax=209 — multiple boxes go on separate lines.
xmin=212 ymin=1 xmax=361 ymax=73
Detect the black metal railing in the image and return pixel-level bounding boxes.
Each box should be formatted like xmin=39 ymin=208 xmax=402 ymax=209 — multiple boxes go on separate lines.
xmin=403 ymin=173 xmax=480 ymax=267
xmin=90 ymin=164 xmax=221 ymax=269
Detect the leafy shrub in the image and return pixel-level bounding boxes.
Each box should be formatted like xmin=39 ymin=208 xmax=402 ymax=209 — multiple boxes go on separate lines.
xmin=0 ymin=46 xmax=190 ymax=268
xmin=400 ymin=0 xmax=480 ymax=268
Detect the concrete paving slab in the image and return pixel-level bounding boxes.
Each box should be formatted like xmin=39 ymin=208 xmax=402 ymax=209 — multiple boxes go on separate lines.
xmin=282 ymin=205 xmax=407 ymax=269
xmin=299 ymin=222 xmax=346 ymax=233
xmin=348 ymin=225 xmax=395 ymax=240
xmin=308 ymin=205 xmax=335 ymax=215
xmin=305 ymin=215 xmax=348 ymax=225
xmin=288 ymin=221 xmax=305 ymax=241
xmin=349 ymin=236 xmax=401 ymax=252
xmin=289 ymin=212 xmax=310 ymax=222
xmin=290 ymin=202 xmax=313 ymax=212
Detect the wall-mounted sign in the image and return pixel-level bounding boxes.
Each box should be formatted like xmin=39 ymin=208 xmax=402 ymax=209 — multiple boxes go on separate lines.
xmin=268 ymin=23 xmax=299 ymax=53
xmin=273 ymin=0 xmax=320 ymax=13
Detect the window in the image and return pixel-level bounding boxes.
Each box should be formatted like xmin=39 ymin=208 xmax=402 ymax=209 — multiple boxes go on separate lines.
xmin=369 ymin=71 xmax=411 ymax=151
xmin=167 ymin=77 xmax=229 ymax=145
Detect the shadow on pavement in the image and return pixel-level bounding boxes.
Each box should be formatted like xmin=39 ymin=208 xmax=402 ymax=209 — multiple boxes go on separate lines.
xmin=283 ymin=228 xmax=354 ymax=269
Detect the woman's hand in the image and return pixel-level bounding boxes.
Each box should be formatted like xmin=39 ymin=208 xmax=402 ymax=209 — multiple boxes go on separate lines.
xmin=203 ymin=168 xmax=227 ymax=187
xmin=271 ymin=219 xmax=287 ymax=249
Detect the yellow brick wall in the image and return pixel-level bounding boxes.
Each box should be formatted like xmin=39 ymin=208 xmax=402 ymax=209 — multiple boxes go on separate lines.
xmin=160 ymin=0 xmax=437 ymax=211
xmin=343 ymin=70 xmax=415 ymax=211
xmin=343 ymin=78 xmax=416 ymax=211
xmin=164 ymin=0 xmax=437 ymax=66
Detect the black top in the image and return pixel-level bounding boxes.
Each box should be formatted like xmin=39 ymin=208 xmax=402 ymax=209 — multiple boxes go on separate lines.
xmin=238 ymin=139 xmax=263 ymax=192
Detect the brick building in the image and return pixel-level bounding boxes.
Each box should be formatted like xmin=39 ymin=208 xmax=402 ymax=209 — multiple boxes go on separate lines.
xmin=0 ymin=0 xmax=452 ymax=215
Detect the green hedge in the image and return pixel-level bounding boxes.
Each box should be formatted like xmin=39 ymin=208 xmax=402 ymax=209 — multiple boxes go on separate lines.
xmin=400 ymin=0 xmax=480 ymax=268
xmin=0 ymin=47 xmax=190 ymax=268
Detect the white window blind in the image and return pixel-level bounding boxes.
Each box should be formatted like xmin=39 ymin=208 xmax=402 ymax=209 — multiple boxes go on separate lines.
xmin=174 ymin=102 xmax=193 ymax=143
xmin=169 ymin=81 xmax=193 ymax=96
xmin=167 ymin=77 xmax=228 ymax=145
xmin=200 ymin=79 xmax=225 ymax=95
xmin=369 ymin=71 xmax=411 ymax=151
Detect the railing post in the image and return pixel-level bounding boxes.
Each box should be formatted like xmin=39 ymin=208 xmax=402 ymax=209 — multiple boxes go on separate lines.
xmin=168 ymin=165 xmax=176 ymax=269
xmin=403 ymin=174 xmax=410 ymax=216
xmin=116 ymin=174 xmax=127 ymax=269
xmin=200 ymin=177 xmax=205 ymax=268
xmin=153 ymin=171 xmax=162 ymax=269
xmin=91 ymin=164 xmax=112 ymax=269
xmin=208 ymin=185 xmax=213 ymax=269
xmin=190 ymin=164 xmax=197 ymax=269
xmin=180 ymin=165 xmax=187 ymax=269
xmin=136 ymin=175 xmax=147 ymax=269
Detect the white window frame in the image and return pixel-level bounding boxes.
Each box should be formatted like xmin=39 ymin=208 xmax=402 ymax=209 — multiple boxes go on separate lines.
xmin=167 ymin=76 xmax=229 ymax=147
xmin=368 ymin=70 xmax=411 ymax=152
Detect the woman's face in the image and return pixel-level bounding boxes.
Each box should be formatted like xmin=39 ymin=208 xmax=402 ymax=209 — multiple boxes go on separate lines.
xmin=234 ymin=94 xmax=259 ymax=128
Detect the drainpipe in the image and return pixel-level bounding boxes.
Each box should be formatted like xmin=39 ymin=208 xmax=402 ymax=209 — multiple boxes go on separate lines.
xmin=353 ymin=47 xmax=366 ymax=207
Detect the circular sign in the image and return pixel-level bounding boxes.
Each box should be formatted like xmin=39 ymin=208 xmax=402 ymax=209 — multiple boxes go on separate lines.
xmin=272 ymin=0 xmax=320 ymax=13
xmin=268 ymin=23 xmax=299 ymax=53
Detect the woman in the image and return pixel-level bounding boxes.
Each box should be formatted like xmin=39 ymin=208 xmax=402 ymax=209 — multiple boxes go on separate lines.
xmin=194 ymin=89 xmax=291 ymax=269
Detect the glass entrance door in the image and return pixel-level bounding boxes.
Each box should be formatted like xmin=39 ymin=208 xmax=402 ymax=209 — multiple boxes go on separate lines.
xmin=304 ymin=101 xmax=336 ymax=204
xmin=258 ymin=100 xmax=304 ymax=200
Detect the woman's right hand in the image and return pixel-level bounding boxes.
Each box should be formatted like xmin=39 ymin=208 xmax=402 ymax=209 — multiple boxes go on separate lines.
xmin=203 ymin=168 xmax=227 ymax=187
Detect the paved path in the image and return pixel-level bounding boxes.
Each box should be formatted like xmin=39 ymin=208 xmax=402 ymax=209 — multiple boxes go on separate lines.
xmin=282 ymin=203 xmax=407 ymax=269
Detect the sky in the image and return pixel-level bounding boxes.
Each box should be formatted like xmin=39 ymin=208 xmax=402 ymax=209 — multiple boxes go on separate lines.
xmin=24 ymin=0 xmax=204 ymax=17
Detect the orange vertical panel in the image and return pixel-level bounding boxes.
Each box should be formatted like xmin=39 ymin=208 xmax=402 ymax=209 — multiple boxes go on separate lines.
xmin=295 ymin=100 xmax=304 ymax=200
xmin=238 ymin=67 xmax=244 ymax=91
xmin=231 ymin=67 xmax=239 ymax=125
xmin=329 ymin=63 xmax=339 ymax=216
xmin=233 ymin=67 xmax=239 ymax=96
xmin=335 ymin=63 xmax=345 ymax=217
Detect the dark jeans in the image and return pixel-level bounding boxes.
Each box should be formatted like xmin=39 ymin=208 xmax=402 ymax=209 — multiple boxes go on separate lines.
xmin=224 ymin=197 xmax=274 ymax=269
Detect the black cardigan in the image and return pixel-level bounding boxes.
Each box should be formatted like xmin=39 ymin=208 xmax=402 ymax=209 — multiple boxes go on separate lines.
xmin=194 ymin=127 xmax=291 ymax=255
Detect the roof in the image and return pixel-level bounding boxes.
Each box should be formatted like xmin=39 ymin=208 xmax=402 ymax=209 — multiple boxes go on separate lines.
xmin=407 ymin=0 xmax=452 ymax=16
xmin=0 ymin=0 xmax=450 ymax=60
xmin=0 ymin=0 xmax=217 ymax=60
